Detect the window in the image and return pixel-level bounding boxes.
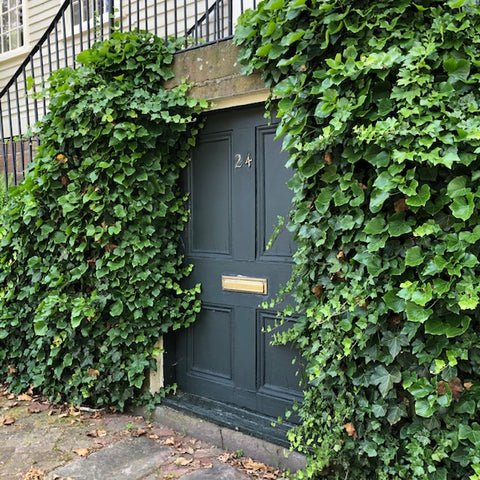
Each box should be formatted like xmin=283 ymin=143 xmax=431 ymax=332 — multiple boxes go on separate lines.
xmin=72 ymin=0 xmax=111 ymax=26
xmin=0 ymin=0 xmax=23 ymax=54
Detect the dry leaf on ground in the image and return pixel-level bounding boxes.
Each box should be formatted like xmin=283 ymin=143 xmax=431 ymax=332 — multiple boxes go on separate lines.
xmin=28 ymin=402 xmax=50 ymax=414
xmin=22 ymin=467 xmax=45 ymax=480
xmin=73 ymin=448 xmax=89 ymax=457
xmin=175 ymin=456 xmax=193 ymax=466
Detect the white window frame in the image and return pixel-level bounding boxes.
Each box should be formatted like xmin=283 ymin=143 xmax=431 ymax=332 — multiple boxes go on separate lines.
xmin=0 ymin=0 xmax=23 ymax=54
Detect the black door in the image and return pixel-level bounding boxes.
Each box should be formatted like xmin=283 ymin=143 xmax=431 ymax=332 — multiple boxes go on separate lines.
xmin=176 ymin=105 xmax=302 ymax=419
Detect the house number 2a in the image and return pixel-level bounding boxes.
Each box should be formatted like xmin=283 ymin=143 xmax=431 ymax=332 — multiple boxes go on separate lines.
xmin=235 ymin=154 xmax=253 ymax=168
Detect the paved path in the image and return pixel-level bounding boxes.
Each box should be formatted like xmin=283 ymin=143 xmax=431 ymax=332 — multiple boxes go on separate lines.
xmin=0 ymin=387 xmax=284 ymax=479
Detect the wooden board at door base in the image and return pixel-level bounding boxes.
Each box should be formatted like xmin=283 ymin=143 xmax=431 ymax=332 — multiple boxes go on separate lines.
xmin=173 ymin=104 xmax=303 ymax=421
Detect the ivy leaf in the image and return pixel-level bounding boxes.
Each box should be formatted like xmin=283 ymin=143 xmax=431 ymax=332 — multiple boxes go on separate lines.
xmin=450 ymin=193 xmax=475 ymax=221
xmin=415 ymin=397 xmax=437 ymax=418
xmin=110 ymin=300 xmax=124 ymax=317
xmin=405 ymin=184 xmax=430 ymax=207
xmin=370 ymin=365 xmax=401 ymax=397
xmin=405 ymin=246 xmax=424 ymax=267
xmin=443 ymin=58 xmax=470 ymax=82
xmin=383 ymin=290 xmax=405 ymax=313
xmin=406 ymin=302 xmax=432 ymax=323
xmin=424 ymin=315 xmax=471 ymax=338
xmin=383 ymin=331 xmax=409 ymax=359
xmin=363 ymin=216 xmax=387 ymax=234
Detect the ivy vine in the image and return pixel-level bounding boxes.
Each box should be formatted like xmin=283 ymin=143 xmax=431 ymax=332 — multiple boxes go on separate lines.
xmin=236 ymin=1 xmax=480 ymax=478
xmin=0 ymin=32 xmax=207 ymax=409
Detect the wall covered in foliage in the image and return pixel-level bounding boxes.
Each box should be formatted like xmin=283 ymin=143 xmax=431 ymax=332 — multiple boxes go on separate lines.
xmin=236 ymin=1 xmax=480 ymax=478
xmin=0 ymin=32 xmax=207 ymax=409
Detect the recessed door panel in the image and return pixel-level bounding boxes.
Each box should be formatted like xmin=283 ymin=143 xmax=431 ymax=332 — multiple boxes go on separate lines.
xmin=190 ymin=132 xmax=232 ymax=256
xmin=189 ymin=305 xmax=233 ymax=381
xmin=257 ymin=126 xmax=295 ymax=261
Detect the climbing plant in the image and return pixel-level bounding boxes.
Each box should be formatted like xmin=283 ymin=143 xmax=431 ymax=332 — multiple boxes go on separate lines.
xmin=236 ymin=1 xmax=480 ymax=478
xmin=0 ymin=32 xmax=207 ymax=409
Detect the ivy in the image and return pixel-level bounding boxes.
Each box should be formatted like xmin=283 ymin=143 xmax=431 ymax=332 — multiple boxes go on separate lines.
xmin=0 ymin=32 xmax=207 ymax=409
xmin=236 ymin=1 xmax=480 ymax=478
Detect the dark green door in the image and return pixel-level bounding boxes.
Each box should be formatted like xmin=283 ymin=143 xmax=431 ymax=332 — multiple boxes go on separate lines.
xmin=176 ymin=104 xmax=301 ymax=419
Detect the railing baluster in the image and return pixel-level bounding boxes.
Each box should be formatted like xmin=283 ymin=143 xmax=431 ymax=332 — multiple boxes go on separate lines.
xmin=62 ymin=11 xmax=68 ymax=68
xmin=174 ymin=0 xmax=178 ymax=39
xmin=0 ymin=104 xmax=9 ymax=192
xmin=119 ymin=0 xmax=124 ymax=33
xmin=87 ymin=0 xmax=92 ymax=48
xmin=47 ymin=36 xmax=54 ymax=77
xmin=153 ymin=0 xmax=157 ymax=36
xmin=205 ymin=0 xmax=209 ymax=43
xmin=144 ymin=0 xmax=148 ymax=32
xmin=6 ymin=91 xmax=16 ymax=185
xmin=164 ymin=0 xmax=168 ymax=40
xmin=54 ymin=23 xmax=61 ymax=70
xmin=136 ymin=0 xmax=140 ymax=32
xmin=29 ymin=60 xmax=39 ymax=125
xmin=21 ymin=70 xmax=32 ymax=165
xmin=128 ymin=0 xmax=132 ymax=32
xmin=109 ymin=0 xmax=115 ymax=36
xmin=13 ymin=79 xmax=25 ymax=175
xmin=183 ymin=0 xmax=187 ymax=46
xmin=78 ymin=0 xmax=84 ymax=51
xmin=39 ymin=48 xmax=47 ymax=118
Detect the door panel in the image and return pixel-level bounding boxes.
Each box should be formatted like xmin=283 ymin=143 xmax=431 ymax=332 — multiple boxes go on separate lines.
xmin=176 ymin=105 xmax=302 ymax=420
xmin=256 ymin=125 xmax=295 ymax=260
xmin=189 ymin=132 xmax=232 ymax=256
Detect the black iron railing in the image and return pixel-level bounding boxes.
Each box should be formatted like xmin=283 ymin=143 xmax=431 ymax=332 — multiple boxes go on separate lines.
xmin=0 ymin=0 xmax=257 ymax=189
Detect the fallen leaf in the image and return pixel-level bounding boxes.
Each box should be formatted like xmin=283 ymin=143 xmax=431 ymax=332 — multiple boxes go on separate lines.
xmin=175 ymin=456 xmax=193 ymax=466
xmin=56 ymin=153 xmax=68 ymax=163
xmin=86 ymin=429 xmax=107 ymax=438
xmin=132 ymin=428 xmax=147 ymax=437
xmin=17 ymin=393 xmax=33 ymax=401
xmin=22 ymin=467 xmax=45 ymax=480
xmin=3 ymin=417 xmax=15 ymax=425
xmin=28 ymin=402 xmax=50 ymax=414
xmin=7 ymin=365 xmax=16 ymax=374
xmin=7 ymin=393 xmax=15 ymax=400
xmin=178 ymin=446 xmax=195 ymax=455
xmin=73 ymin=448 xmax=89 ymax=457
xmin=164 ymin=436 xmax=176 ymax=446
xmin=337 ymin=251 xmax=345 ymax=261
xmin=464 ymin=382 xmax=473 ymax=390
xmin=324 ymin=152 xmax=333 ymax=165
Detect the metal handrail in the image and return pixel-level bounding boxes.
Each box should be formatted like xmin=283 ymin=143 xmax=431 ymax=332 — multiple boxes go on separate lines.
xmin=0 ymin=0 xmax=250 ymax=189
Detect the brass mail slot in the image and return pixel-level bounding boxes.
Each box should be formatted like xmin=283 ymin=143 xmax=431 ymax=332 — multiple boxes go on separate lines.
xmin=222 ymin=275 xmax=267 ymax=295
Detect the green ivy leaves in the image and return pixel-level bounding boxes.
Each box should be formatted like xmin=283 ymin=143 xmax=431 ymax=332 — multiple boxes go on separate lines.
xmin=0 ymin=32 xmax=205 ymax=410
xmin=236 ymin=0 xmax=480 ymax=478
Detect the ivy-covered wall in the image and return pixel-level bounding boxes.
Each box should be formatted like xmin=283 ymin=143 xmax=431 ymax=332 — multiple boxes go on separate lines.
xmin=235 ymin=1 xmax=480 ymax=479
xmin=0 ymin=32 xmax=207 ymax=410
